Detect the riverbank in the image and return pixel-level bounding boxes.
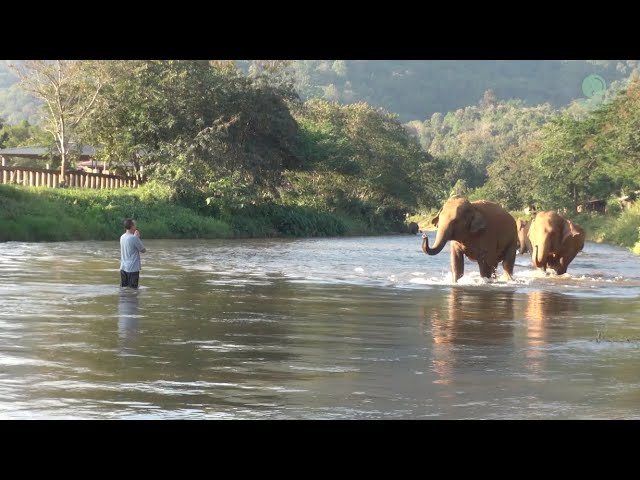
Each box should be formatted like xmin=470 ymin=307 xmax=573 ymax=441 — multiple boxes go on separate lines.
xmin=572 ymin=207 xmax=640 ymax=254
xmin=4 ymin=184 xmax=639 ymax=252
xmin=0 ymin=184 xmax=404 ymax=242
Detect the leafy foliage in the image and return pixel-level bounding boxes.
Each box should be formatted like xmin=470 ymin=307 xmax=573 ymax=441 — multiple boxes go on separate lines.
xmin=83 ymin=60 xmax=304 ymax=200
xmin=293 ymin=99 xmax=441 ymax=213
xmin=0 ymin=120 xmax=49 ymax=149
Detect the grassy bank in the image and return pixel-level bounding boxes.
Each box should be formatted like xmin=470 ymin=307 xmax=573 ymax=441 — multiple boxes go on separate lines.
xmin=571 ymin=205 xmax=640 ymax=254
xmin=0 ymin=184 xmax=232 ymax=242
xmin=6 ymin=183 xmax=638 ymax=249
xmin=0 ymin=184 xmax=404 ymax=242
xmin=405 ymin=211 xmax=438 ymax=232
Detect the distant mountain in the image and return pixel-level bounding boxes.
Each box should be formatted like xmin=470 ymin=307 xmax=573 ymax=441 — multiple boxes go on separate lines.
xmin=1 ymin=60 xmax=637 ymax=126
xmin=0 ymin=60 xmax=41 ymax=125
xmin=242 ymin=60 xmax=638 ymax=122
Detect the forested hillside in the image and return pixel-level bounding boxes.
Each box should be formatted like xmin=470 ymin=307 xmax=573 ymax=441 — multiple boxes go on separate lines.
xmin=3 ymin=60 xmax=636 ymax=125
xmin=240 ymin=60 xmax=637 ymax=121
xmin=0 ymin=60 xmax=41 ymax=124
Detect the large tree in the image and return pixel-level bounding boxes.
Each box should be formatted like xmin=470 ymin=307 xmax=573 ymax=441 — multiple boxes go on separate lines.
xmin=82 ymin=60 xmax=303 ymax=200
xmin=480 ymin=138 xmax=542 ymax=210
xmin=592 ymin=74 xmax=640 ymax=194
xmin=533 ymin=113 xmax=612 ymax=210
xmin=10 ymin=60 xmax=105 ymax=178
xmin=293 ymin=99 xmax=442 ymax=213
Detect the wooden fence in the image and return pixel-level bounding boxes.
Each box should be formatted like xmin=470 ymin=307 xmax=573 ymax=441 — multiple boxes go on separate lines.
xmin=0 ymin=166 xmax=138 ymax=189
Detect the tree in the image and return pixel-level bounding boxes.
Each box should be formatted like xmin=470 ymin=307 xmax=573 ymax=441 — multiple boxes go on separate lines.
xmin=592 ymin=74 xmax=640 ymax=193
xmin=0 ymin=117 xmax=7 ymax=148
xmin=246 ymin=60 xmax=298 ymax=101
xmin=479 ymin=89 xmax=497 ymax=108
xmin=0 ymin=120 xmax=49 ymax=150
xmin=294 ymin=99 xmax=443 ymax=215
xmin=10 ymin=60 xmax=105 ymax=178
xmin=450 ymin=179 xmax=469 ymax=197
xmin=533 ymin=113 xmax=610 ymax=210
xmin=83 ymin=60 xmax=304 ymax=202
xmin=411 ymin=97 xmax=556 ymax=196
xmin=482 ymin=139 xmax=541 ymax=210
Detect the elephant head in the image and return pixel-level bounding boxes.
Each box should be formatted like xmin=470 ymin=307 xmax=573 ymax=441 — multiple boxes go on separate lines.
xmin=422 ymin=196 xmax=486 ymax=255
xmin=516 ymin=219 xmax=531 ymax=254
xmin=528 ymin=211 xmax=585 ymax=274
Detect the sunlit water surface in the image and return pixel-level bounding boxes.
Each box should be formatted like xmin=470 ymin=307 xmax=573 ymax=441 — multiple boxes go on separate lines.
xmin=1 ymin=233 xmax=639 ymax=419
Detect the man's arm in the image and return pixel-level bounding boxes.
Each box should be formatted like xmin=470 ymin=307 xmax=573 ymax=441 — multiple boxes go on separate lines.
xmin=138 ymin=239 xmax=146 ymax=253
xmin=134 ymin=233 xmax=146 ymax=253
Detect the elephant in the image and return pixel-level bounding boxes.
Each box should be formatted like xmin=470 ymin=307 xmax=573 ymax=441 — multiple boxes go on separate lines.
xmin=516 ymin=219 xmax=532 ymax=255
xmin=421 ymin=196 xmax=518 ymax=282
xmin=408 ymin=222 xmax=420 ymax=234
xmin=527 ymin=211 xmax=585 ymax=275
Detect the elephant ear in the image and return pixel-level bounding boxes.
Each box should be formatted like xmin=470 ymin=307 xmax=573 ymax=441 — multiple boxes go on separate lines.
xmin=431 ymin=208 xmax=442 ymax=227
xmin=561 ymin=220 xmax=580 ymax=243
xmin=469 ymin=207 xmax=486 ymax=233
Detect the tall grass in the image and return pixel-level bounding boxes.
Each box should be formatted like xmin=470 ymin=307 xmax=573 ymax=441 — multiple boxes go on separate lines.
xmin=0 ymin=182 xmax=401 ymax=242
xmin=0 ymin=184 xmax=231 ymax=242
xmin=573 ymin=205 xmax=640 ymax=251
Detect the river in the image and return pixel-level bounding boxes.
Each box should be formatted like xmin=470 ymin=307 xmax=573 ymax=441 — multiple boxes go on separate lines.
xmin=1 ymin=233 xmax=639 ymax=419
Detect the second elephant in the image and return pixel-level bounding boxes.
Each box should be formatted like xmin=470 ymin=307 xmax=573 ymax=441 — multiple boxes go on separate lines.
xmin=516 ymin=219 xmax=532 ymax=255
xmin=527 ymin=211 xmax=585 ymax=275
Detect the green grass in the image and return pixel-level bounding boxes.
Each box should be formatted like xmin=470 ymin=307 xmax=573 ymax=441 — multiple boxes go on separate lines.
xmin=571 ymin=205 xmax=640 ymax=250
xmin=0 ymin=184 xmax=232 ymax=242
xmin=8 ymin=183 xmax=639 ymax=249
xmin=0 ymin=183 xmax=404 ymax=242
xmin=406 ymin=211 xmax=439 ymax=232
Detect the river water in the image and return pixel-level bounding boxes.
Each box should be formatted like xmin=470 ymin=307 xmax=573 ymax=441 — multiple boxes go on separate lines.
xmin=1 ymin=233 xmax=639 ymax=419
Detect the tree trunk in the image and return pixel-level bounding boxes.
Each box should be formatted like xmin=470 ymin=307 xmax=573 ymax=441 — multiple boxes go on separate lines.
xmin=60 ymin=149 xmax=66 ymax=181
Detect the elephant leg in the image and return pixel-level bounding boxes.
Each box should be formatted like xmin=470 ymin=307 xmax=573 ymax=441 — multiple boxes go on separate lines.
xmin=548 ymin=255 xmax=562 ymax=274
xmin=501 ymin=244 xmax=516 ymax=280
xmin=451 ymin=246 xmax=464 ymax=282
xmin=557 ymin=252 xmax=577 ymax=275
xmin=478 ymin=261 xmax=494 ymax=279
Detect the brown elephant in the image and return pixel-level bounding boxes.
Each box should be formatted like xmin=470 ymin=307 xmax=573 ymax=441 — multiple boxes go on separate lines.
xmin=527 ymin=211 xmax=585 ymax=274
xmin=408 ymin=222 xmax=420 ymax=234
xmin=516 ymin=219 xmax=532 ymax=255
xmin=421 ymin=196 xmax=518 ymax=282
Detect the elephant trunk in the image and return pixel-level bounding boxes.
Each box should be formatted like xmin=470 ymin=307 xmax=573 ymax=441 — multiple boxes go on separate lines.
xmin=422 ymin=227 xmax=449 ymax=256
xmin=533 ymin=237 xmax=549 ymax=268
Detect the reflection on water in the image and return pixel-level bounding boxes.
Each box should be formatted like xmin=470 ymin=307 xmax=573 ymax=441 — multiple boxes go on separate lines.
xmin=426 ymin=288 xmax=515 ymax=386
xmin=118 ymin=290 xmax=140 ymax=353
xmin=524 ymin=291 xmax=578 ymax=381
xmin=525 ymin=291 xmax=578 ymax=343
xmin=1 ymin=236 xmax=640 ymax=419
xmin=431 ymin=287 xmax=515 ymax=345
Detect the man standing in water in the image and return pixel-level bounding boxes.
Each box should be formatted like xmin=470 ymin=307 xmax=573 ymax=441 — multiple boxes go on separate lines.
xmin=120 ymin=218 xmax=146 ymax=289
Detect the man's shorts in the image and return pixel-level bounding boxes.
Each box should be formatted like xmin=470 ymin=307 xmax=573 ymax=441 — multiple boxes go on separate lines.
xmin=120 ymin=270 xmax=140 ymax=288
